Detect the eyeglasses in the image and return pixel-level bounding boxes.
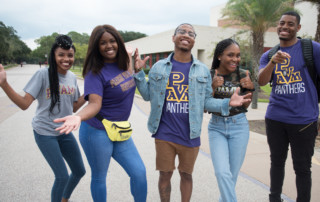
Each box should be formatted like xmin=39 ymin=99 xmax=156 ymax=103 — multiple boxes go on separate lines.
xmin=176 ymin=29 xmax=197 ymax=38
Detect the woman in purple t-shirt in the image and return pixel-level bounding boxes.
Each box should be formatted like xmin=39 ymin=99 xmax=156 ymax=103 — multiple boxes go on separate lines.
xmin=55 ymin=25 xmax=147 ymax=202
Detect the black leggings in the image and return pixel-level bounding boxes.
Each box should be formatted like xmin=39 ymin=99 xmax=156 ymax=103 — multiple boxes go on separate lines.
xmin=265 ymin=118 xmax=317 ymax=202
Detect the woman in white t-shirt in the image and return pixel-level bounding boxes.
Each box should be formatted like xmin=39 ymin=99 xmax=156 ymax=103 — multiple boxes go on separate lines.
xmin=0 ymin=35 xmax=86 ymax=202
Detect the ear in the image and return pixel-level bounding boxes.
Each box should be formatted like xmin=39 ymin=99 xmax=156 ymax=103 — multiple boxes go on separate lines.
xmin=297 ymin=24 xmax=301 ymax=32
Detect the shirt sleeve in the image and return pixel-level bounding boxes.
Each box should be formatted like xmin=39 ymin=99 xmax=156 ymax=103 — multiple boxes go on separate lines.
xmin=84 ymin=71 xmax=104 ymax=101
xmin=259 ymin=50 xmax=270 ymax=71
xmin=23 ymin=69 xmax=45 ymax=99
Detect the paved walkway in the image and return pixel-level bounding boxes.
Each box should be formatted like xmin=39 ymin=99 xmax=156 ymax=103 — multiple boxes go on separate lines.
xmin=0 ymin=64 xmax=319 ymax=201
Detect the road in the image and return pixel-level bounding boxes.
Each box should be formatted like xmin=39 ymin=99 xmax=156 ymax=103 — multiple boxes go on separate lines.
xmin=1 ymin=64 xmax=319 ymax=201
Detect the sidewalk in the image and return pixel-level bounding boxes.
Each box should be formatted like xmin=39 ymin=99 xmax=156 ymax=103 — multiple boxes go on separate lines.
xmin=134 ymin=95 xmax=320 ymax=202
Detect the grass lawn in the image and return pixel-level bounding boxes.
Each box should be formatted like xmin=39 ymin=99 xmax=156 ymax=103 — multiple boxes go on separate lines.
xmin=70 ymin=65 xmax=83 ymax=78
xmin=258 ymin=85 xmax=271 ymax=103
xmin=3 ymin=64 xmax=19 ymax=69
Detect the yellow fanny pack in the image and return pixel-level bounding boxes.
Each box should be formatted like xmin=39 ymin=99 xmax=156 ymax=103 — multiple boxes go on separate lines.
xmin=95 ymin=114 xmax=132 ymax=141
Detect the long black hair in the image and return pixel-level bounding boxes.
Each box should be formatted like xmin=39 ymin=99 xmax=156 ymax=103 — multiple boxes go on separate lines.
xmin=82 ymin=25 xmax=129 ymax=77
xmin=48 ymin=35 xmax=76 ymax=113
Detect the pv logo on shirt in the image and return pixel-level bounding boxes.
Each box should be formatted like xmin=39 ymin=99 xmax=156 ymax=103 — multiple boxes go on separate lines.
xmin=166 ymin=72 xmax=189 ymax=103
xmin=275 ymin=58 xmax=302 ymax=85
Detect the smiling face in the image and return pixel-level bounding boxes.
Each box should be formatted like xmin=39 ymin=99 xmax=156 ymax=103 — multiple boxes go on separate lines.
xmin=172 ymin=24 xmax=195 ymax=52
xmin=99 ymin=31 xmax=118 ymax=63
xmin=218 ymin=44 xmax=240 ymax=75
xmin=54 ymin=47 xmax=75 ymax=75
xmin=277 ymin=14 xmax=301 ymax=42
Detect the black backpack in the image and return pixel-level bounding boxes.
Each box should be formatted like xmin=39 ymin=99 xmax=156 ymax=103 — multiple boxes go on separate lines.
xmin=268 ymin=38 xmax=320 ymax=102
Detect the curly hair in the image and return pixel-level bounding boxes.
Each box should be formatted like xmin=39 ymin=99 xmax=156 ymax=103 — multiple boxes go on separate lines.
xmin=48 ymin=35 xmax=76 ymax=113
xmin=82 ymin=25 xmax=129 ymax=77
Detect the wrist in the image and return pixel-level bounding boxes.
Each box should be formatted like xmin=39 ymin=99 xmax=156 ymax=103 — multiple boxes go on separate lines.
xmin=0 ymin=80 xmax=8 ymax=88
xmin=134 ymin=67 xmax=142 ymax=73
xmin=271 ymin=56 xmax=276 ymax=64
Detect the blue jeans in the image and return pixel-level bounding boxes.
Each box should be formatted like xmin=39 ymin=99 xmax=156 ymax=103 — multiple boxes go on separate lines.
xmin=79 ymin=121 xmax=147 ymax=202
xmin=208 ymin=113 xmax=249 ymax=202
xmin=34 ymin=131 xmax=86 ymax=202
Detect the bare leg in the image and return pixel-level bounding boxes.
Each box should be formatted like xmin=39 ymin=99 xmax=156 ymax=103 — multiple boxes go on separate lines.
xmin=179 ymin=171 xmax=193 ymax=202
xmin=159 ymin=171 xmax=173 ymax=202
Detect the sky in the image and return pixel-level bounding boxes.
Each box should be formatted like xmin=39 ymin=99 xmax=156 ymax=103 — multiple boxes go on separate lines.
xmin=0 ymin=0 xmax=228 ymax=50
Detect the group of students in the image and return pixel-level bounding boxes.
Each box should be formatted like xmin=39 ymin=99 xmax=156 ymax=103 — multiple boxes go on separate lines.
xmin=0 ymin=10 xmax=318 ymax=202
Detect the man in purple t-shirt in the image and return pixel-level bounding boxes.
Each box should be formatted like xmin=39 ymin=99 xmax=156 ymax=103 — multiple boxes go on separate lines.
xmin=134 ymin=23 xmax=251 ymax=202
xmin=258 ymin=11 xmax=320 ymax=202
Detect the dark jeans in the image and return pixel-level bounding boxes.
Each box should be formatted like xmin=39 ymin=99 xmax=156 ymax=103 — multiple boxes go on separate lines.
xmin=265 ymin=118 xmax=317 ymax=202
xmin=34 ymin=131 xmax=86 ymax=202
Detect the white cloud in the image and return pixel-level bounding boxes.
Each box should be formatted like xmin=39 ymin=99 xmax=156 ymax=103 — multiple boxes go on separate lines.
xmin=0 ymin=0 xmax=228 ymax=49
xmin=23 ymin=38 xmax=38 ymax=50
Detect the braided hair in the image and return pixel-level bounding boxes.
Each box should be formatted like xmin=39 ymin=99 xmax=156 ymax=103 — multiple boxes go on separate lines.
xmin=211 ymin=38 xmax=240 ymax=70
xmin=48 ymin=35 xmax=76 ymax=113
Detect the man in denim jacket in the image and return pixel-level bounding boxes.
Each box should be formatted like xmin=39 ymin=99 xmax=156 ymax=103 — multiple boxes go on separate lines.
xmin=133 ymin=23 xmax=250 ymax=202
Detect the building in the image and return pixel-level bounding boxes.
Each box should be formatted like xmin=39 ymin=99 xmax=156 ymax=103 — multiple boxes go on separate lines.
xmin=126 ymin=2 xmax=318 ymax=69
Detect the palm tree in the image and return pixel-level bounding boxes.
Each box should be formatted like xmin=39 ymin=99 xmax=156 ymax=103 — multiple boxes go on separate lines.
xmin=295 ymin=0 xmax=320 ymax=42
xmin=222 ymin=0 xmax=293 ymax=108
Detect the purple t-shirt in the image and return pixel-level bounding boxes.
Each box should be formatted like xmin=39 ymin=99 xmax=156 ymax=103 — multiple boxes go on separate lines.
xmin=259 ymin=40 xmax=320 ymax=124
xmin=153 ymin=59 xmax=200 ymax=147
xmin=84 ymin=63 xmax=136 ymax=130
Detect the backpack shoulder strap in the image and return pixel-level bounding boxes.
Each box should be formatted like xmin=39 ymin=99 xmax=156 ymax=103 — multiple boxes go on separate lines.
xmin=300 ymin=38 xmax=316 ymax=84
xmin=268 ymin=44 xmax=280 ymax=86
xmin=268 ymin=44 xmax=280 ymax=61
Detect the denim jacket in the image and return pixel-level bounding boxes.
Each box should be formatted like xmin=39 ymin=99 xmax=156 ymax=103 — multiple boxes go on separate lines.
xmin=134 ymin=53 xmax=230 ymax=139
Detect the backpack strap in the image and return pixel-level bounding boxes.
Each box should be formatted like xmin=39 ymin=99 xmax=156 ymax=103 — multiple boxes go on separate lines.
xmin=300 ymin=38 xmax=316 ymax=85
xmin=268 ymin=44 xmax=280 ymax=61
xmin=268 ymin=44 xmax=280 ymax=86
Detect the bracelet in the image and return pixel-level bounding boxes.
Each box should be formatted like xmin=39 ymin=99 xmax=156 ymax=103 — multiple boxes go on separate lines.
xmin=271 ymin=56 xmax=276 ymax=64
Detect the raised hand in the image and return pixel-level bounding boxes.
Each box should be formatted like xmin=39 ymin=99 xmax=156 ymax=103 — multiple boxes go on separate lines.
xmin=240 ymin=70 xmax=254 ymax=90
xmin=134 ymin=48 xmax=150 ymax=73
xmin=229 ymin=87 xmax=251 ymax=107
xmin=0 ymin=64 xmax=7 ymax=87
xmin=54 ymin=115 xmax=81 ymax=134
xmin=212 ymin=69 xmax=224 ymax=89
xmin=126 ymin=45 xmax=134 ymax=56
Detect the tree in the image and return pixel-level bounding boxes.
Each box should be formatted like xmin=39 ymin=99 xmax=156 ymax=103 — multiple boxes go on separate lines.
xmin=0 ymin=22 xmax=10 ymax=63
xmin=295 ymin=0 xmax=320 ymax=42
xmin=73 ymin=42 xmax=88 ymax=66
xmin=31 ymin=33 xmax=59 ymax=63
xmin=118 ymin=31 xmax=147 ymax=42
xmin=68 ymin=31 xmax=90 ymax=45
xmin=222 ymin=0 xmax=294 ymax=108
xmin=0 ymin=21 xmax=31 ymax=64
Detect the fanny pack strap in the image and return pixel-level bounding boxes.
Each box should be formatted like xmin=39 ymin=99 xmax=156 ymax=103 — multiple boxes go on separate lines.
xmin=95 ymin=113 xmax=104 ymax=122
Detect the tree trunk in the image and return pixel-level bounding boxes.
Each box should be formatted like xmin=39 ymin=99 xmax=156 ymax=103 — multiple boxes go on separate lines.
xmin=251 ymin=30 xmax=265 ymax=109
